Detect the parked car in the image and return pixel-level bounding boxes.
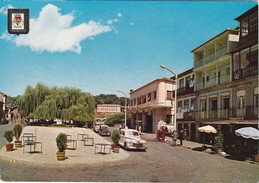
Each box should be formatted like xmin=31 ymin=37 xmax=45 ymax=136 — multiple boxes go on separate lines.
xmin=119 ymin=129 xmax=147 ymax=151
xmin=98 ymin=125 xmax=111 ymax=136
xmin=93 ymin=121 xmax=105 ymax=133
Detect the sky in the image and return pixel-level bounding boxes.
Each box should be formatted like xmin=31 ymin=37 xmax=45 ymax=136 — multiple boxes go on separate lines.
xmin=0 ymin=1 xmax=257 ymax=97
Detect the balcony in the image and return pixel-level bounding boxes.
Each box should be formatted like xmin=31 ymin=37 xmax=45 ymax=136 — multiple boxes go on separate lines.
xmin=195 ymin=107 xmax=258 ymax=121
xmin=177 ymin=86 xmax=194 ymax=96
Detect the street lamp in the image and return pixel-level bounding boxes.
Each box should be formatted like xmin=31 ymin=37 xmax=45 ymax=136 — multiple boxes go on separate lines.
xmin=117 ymin=90 xmax=127 ymax=129
xmin=160 ymin=64 xmax=178 ymax=131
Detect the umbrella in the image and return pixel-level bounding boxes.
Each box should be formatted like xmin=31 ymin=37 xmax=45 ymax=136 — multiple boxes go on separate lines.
xmin=198 ymin=125 xmax=217 ymax=134
xmin=198 ymin=125 xmax=217 ymax=147
xmin=157 ymin=120 xmax=166 ymax=131
xmin=235 ymin=127 xmax=259 ymax=140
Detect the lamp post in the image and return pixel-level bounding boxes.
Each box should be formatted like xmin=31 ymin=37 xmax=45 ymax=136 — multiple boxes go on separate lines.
xmin=117 ymin=90 xmax=127 ymax=129
xmin=160 ymin=64 xmax=178 ymax=131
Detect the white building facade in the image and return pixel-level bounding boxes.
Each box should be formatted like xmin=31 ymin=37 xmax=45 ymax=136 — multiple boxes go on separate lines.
xmin=129 ymin=78 xmax=176 ymax=133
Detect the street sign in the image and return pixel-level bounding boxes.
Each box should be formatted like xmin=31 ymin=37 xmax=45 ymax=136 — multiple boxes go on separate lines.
xmin=8 ymin=9 xmax=29 ymax=35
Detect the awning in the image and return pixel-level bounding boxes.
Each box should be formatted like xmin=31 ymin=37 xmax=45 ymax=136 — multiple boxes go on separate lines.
xmin=201 ymin=119 xmax=258 ymax=125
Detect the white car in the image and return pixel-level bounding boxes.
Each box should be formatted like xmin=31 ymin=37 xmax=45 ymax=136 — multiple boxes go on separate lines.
xmin=119 ymin=129 xmax=147 ymax=151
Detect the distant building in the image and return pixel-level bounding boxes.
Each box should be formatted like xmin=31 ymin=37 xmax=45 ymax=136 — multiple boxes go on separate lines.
xmin=96 ymin=104 xmax=121 ymax=118
xmin=0 ymin=92 xmax=7 ymax=121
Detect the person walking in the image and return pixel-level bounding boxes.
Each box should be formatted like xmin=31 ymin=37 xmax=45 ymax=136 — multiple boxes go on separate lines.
xmin=172 ymin=130 xmax=178 ymax=146
xmin=161 ymin=125 xmax=166 ymax=142
xmin=179 ymin=129 xmax=184 ymax=146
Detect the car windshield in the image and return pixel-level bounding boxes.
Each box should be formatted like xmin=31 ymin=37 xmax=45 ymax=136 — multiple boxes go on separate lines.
xmin=95 ymin=122 xmax=104 ymax=125
xmin=126 ymin=131 xmax=139 ymax=136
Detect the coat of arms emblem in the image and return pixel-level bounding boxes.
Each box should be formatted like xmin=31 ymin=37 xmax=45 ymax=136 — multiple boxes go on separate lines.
xmin=13 ymin=14 xmax=23 ymax=26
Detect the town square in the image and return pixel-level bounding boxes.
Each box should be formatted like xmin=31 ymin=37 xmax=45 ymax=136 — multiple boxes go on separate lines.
xmin=0 ymin=1 xmax=258 ymax=182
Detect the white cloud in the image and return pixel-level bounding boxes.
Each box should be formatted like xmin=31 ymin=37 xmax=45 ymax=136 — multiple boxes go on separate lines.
xmin=0 ymin=31 xmax=13 ymax=41
xmin=4 ymin=4 xmax=115 ymax=54
xmin=107 ymin=19 xmax=119 ymax=25
xmin=0 ymin=4 xmax=14 ymax=15
xmin=130 ymin=22 xmax=134 ymax=26
xmin=117 ymin=12 xmax=122 ymax=17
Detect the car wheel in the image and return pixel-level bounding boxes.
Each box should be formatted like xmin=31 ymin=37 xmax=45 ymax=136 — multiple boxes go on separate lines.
xmin=124 ymin=142 xmax=128 ymax=150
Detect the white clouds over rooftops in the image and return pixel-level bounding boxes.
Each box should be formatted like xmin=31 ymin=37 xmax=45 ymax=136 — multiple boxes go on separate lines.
xmin=1 ymin=4 xmax=119 ymax=54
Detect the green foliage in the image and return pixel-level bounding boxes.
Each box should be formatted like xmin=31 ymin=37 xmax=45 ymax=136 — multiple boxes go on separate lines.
xmin=213 ymin=132 xmax=224 ymax=151
xmin=94 ymin=94 xmax=129 ymax=107
xmin=111 ymin=130 xmax=120 ymax=145
xmin=4 ymin=130 xmax=14 ymax=143
xmin=106 ymin=113 xmax=131 ymax=126
xmin=56 ymin=133 xmax=67 ymax=152
xmin=16 ymin=82 xmax=95 ymax=123
xmin=13 ymin=124 xmax=23 ymax=140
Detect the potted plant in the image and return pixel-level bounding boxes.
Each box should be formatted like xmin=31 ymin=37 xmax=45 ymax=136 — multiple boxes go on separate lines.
xmin=213 ymin=132 xmax=224 ymax=153
xmin=56 ymin=133 xmax=67 ymax=161
xmin=111 ymin=130 xmax=120 ymax=153
xmin=13 ymin=124 xmax=23 ymax=148
xmin=4 ymin=130 xmax=14 ymax=151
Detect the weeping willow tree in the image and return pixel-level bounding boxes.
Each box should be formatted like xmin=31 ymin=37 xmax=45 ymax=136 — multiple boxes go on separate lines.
xmin=17 ymin=83 xmax=95 ymax=124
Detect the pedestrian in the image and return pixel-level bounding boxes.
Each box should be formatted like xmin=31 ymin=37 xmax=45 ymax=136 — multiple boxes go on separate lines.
xmin=172 ymin=130 xmax=178 ymax=146
xmin=161 ymin=125 xmax=166 ymax=142
xmin=179 ymin=129 xmax=184 ymax=146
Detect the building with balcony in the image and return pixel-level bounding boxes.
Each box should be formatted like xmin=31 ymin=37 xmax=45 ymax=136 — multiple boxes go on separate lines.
xmin=129 ymin=77 xmax=175 ymax=133
xmin=192 ymin=28 xmax=239 ymax=122
xmin=174 ymin=68 xmax=197 ymax=141
xmin=231 ymin=5 xmax=258 ymax=121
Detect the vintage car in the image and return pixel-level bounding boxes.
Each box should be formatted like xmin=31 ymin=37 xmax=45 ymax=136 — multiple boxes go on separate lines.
xmin=93 ymin=121 xmax=105 ymax=133
xmin=119 ymin=129 xmax=147 ymax=151
xmin=98 ymin=125 xmax=111 ymax=136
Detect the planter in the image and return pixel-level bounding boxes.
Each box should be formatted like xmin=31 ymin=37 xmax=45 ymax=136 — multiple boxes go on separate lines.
xmin=6 ymin=144 xmax=14 ymax=151
xmin=253 ymin=154 xmax=259 ymax=162
xmin=112 ymin=147 xmax=120 ymax=153
xmin=57 ymin=151 xmax=66 ymax=161
xmin=15 ymin=140 xmax=22 ymax=148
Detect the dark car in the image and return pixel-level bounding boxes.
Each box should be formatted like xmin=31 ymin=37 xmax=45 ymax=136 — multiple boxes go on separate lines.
xmin=98 ymin=125 xmax=111 ymax=136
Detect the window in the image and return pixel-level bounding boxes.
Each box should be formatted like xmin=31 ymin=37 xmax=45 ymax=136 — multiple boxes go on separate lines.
xmin=241 ymin=17 xmax=248 ymax=37
xmin=186 ymin=76 xmax=191 ymax=88
xmin=153 ymin=91 xmax=157 ymax=100
xmin=179 ymin=79 xmax=184 ymax=88
xmin=147 ymin=93 xmax=151 ymax=101
xmin=240 ymin=49 xmax=250 ymax=69
xmin=237 ymin=97 xmax=246 ymax=109
xmin=202 ymin=77 xmax=205 ymax=87
xmin=184 ymin=100 xmax=189 ymax=110
xmin=254 ymin=94 xmax=259 ymax=108
xmin=249 ymin=12 xmax=258 ymax=33
xmin=190 ymin=98 xmax=196 ymax=111
xmin=233 ymin=53 xmax=240 ymax=71
xmin=142 ymin=95 xmax=146 ymax=104
xmin=167 ymin=91 xmax=172 ymax=99
xmin=177 ymin=101 xmax=183 ymax=112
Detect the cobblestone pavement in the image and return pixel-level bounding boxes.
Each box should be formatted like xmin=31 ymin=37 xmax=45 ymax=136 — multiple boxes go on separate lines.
xmin=1 ymin=124 xmax=259 ymax=182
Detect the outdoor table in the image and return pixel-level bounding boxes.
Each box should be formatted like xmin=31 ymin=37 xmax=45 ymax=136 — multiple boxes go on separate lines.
xmin=84 ymin=137 xmax=94 ymax=146
xmin=23 ymin=141 xmax=42 ymax=154
xmin=77 ymin=133 xmax=89 ymax=141
xmin=66 ymin=135 xmax=77 ymax=150
xmin=94 ymin=143 xmax=111 ymax=154
xmin=21 ymin=133 xmax=36 ymax=145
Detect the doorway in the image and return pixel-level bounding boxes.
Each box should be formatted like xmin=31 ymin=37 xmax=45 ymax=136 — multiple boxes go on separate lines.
xmin=146 ymin=113 xmax=153 ymax=133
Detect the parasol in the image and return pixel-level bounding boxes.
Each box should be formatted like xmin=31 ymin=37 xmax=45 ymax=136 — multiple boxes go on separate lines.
xmin=198 ymin=125 xmax=217 ymax=134
xmin=235 ymin=127 xmax=259 ymax=140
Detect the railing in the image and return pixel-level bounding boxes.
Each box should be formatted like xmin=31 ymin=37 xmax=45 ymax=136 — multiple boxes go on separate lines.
xmin=216 ymin=46 xmax=227 ymax=59
xmin=177 ymin=86 xmax=194 ymax=96
xmin=204 ymin=53 xmax=216 ymax=64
